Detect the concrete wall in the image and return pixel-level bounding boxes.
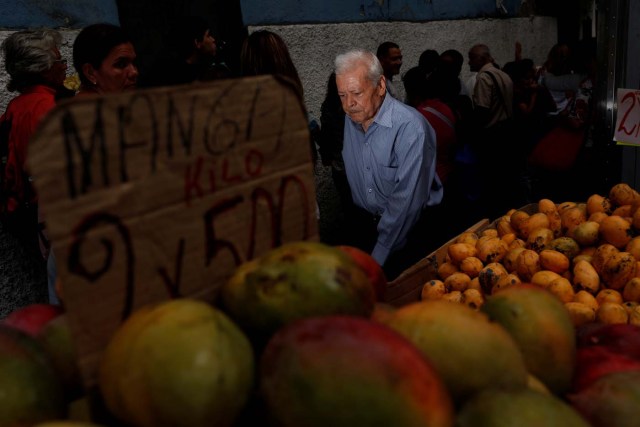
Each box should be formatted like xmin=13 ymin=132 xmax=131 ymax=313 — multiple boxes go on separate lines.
xmin=240 ymin=0 xmax=523 ymax=25
xmin=0 ymin=1 xmax=557 ymax=119
xmin=251 ymin=16 xmax=558 ymax=121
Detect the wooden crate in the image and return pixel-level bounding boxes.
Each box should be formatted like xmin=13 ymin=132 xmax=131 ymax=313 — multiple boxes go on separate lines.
xmin=383 ymin=204 xmax=538 ymax=307
xmin=383 ymin=219 xmax=491 ymax=307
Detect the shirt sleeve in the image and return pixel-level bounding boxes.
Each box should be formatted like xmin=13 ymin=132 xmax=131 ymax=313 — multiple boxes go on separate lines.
xmin=371 ymin=120 xmax=437 ymax=265
xmin=473 ymin=72 xmax=493 ymax=109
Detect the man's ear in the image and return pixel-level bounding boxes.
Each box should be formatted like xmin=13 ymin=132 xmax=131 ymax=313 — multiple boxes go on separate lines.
xmin=378 ymin=75 xmax=387 ymax=95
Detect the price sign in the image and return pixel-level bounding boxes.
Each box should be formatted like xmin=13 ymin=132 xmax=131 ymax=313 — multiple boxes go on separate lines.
xmin=614 ymin=88 xmax=640 ymax=146
xmin=28 ymin=76 xmax=317 ymax=386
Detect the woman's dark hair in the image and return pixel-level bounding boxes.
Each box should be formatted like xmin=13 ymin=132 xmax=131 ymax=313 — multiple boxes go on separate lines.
xmin=73 ymin=23 xmax=132 ymax=86
xmin=418 ymin=49 xmax=440 ymax=75
xmin=425 ymin=68 xmax=460 ymax=103
xmin=508 ymin=58 xmax=535 ymax=83
xmin=240 ymin=30 xmax=303 ymax=98
xmin=402 ymin=66 xmax=428 ymax=108
xmin=439 ymin=49 xmax=464 ymax=77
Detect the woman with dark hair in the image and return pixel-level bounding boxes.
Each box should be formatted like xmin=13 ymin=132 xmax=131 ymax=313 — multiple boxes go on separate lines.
xmin=240 ymin=30 xmax=304 ymax=101
xmin=0 ymin=29 xmax=69 ymax=313
xmin=73 ymin=23 xmax=139 ymax=95
xmin=240 ymin=29 xmax=314 ymax=158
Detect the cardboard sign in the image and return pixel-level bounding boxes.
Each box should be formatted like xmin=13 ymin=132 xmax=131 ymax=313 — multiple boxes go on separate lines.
xmin=28 ymin=75 xmax=317 ymax=386
xmin=614 ymin=88 xmax=640 ymax=146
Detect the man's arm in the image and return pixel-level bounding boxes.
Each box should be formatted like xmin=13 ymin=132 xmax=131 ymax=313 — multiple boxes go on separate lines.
xmin=371 ymin=122 xmax=437 ymax=265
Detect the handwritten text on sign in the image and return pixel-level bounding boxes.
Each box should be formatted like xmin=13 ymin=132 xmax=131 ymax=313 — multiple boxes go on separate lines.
xmin=614 ymin=89 xmax=640 ymax=145
xmin=28 ymin=76 xmax=317 ymax=385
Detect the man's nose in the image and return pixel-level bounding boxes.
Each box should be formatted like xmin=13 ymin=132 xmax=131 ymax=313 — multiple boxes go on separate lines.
xmin=346 ymin=95 xmax=356 ymax=107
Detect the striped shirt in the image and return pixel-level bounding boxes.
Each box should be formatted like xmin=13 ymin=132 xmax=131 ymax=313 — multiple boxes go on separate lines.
xmin=342 ymin=93 xmax=443 ymax=265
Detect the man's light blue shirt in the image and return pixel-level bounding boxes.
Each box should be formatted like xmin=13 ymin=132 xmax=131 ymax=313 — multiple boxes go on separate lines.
xmin=342 ymin=93 xmax=443 ymax=265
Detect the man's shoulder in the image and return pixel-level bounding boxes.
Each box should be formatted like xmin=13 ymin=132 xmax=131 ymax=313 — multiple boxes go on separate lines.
xmin=382 ymin=98 xmax=433 ymax=143
xmin=480 ymin=66 xmax=511 ymax=83
xmin=387 ymin=96 xmax=426 ymax=125
xmin=6 ymin=88 xmax=56 ymax=118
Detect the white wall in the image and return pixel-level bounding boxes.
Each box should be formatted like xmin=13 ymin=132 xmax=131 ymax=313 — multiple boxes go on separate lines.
xmin=0 ymin=17 xmax=557 ymax=118
xmin=251 ymin=16 xmax=557 ymax=121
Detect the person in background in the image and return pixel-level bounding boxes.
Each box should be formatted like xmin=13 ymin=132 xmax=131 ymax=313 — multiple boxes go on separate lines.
xmin=73 ymin=23 xmax=139 ymax=95
xmin=468 ymin=43 xmax=522 ymax=220
xmin=0 ymin=29 xmax=69 ymax=313
xmin=440 ymin=49 xmax=470 ymax=97
xmin=403 ymin=66 xmax=470 ymax=245
xmin=538 ymin=43 xmax=584 ymax=118
xmin=240 ymin=30 xmax=304 ymax=100
xmin=141 ymin=16 xmax=228 ymax=87
xmin=506 ymin=58 xmax=556 ymax=153
xmin=527 ymin=39 xmax=597 ymax=202
xmin=316 ymin=72 xmax=351 ymax=245
xmin=401 ymin=66 xmax=428 ymax=109
xmin=239 ymin=30 xmax=316 ymax=163
xmin=376 ymin=41 xmax=403 ymax=100
xmin=418 ymin=49 xmax=439 ymax=78
xmin=335 ymin=49 xmax=442 ymax=280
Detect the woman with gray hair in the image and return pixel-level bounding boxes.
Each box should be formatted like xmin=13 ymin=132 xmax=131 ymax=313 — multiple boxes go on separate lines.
xmin=0 ymin=29 xmax=69 ymax=315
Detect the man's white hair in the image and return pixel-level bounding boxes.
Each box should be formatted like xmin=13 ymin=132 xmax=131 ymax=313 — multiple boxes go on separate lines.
xmin=334 ymin=49 xmax=383 ymax=86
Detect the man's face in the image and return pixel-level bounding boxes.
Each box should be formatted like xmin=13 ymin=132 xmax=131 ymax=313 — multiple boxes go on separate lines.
xmin=336 ymin=64 xmax=386 ymax=130
xmin=197 ymin=29 xmax=217 ymax=57
xmin=380 ymin=47 xmax=402 ymax=77
xmin=468 ymin=48 xmax=484 ymax=72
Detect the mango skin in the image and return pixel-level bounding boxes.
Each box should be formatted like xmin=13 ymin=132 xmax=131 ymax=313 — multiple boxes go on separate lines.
xmin=481 ymin=284 xmax=576 ymax=395
xmin=0 ymin=325 xmax=67 ymax=425
xmin=383 ymin=300 xmax=528 ymax=403
xmin=568 ymin=371 xmax=640 ymax=427
xmin=99 ymin=299 xmax=254 ymax=427
xmin=221 ymin=241 xmax=375 ymax=345
xmin=37 ymin=315 xmax=84 ymax=402
xmin=457 ymin=387 xmax=590 ymax=427
xmin=260 ymin=316 xmax=454 ymax=427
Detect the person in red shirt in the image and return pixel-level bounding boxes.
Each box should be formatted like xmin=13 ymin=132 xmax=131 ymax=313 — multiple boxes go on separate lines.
xmin=0 ymin=29 xmax=69 ymax=315
xmin=1 ymin=29 xmax=68 ymax=255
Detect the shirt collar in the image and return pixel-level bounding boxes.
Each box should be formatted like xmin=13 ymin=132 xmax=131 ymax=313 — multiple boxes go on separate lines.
xmin=372 ymin=93 xmax=394 ymax=129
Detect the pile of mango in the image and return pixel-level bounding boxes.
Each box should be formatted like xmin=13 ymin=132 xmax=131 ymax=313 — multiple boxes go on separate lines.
xmin=4 ymin=237 xmax=640 ymax=426
xmin=423 ymin=182 xmax=640 ymax=327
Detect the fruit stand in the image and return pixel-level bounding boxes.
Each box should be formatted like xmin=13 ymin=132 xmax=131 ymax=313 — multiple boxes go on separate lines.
xmin=2 ymin=75 xmax=640 ymax=426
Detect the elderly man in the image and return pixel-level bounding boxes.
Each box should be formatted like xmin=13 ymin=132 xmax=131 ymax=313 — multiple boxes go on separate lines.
xmin=335 ymin=49 xmax=442 ymax=279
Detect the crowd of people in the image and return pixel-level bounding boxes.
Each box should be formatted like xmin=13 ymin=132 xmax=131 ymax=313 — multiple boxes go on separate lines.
xmin=0 ymin=20 xmax=598 ymax=314
xmin=317 ymin=39 xmax=597 ymax=279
